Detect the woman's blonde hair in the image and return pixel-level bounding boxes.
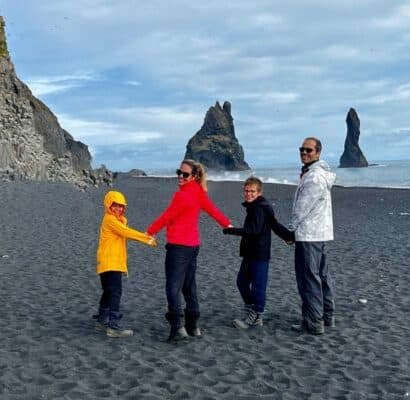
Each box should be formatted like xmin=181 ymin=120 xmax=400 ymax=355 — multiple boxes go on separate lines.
xmin=181 ymin=159 xmax=208 ymax=191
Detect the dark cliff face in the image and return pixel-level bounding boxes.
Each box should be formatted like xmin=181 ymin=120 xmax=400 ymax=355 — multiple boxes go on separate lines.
xmin=339 ymin=108 xmax=369 ymax=168
xmin=184 ymin=101 xmax=250 ymax=171
xmin=0 ymin=16 xmax=110 ymax=187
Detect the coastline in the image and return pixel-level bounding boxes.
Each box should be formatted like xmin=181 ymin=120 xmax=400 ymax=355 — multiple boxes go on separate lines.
xmin=0 ymin=178 xmax=409 ymax=399
xmin=144 ymin=159 xmax=410 ymax=189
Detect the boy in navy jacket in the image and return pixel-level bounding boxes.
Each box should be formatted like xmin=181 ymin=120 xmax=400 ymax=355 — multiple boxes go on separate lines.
xmin=223 ymin=177 xmax=294 ymax=328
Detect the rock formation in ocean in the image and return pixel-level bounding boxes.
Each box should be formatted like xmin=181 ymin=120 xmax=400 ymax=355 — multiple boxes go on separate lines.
xmin=184 ymin=101 xmax=250 ymax=171
xmin=0 ymin=16 xmax=112 ymax=187
xmin=339 ymin=108 xmax=369 ymax=168
xmin=113 ymin=169 xmax=147 ymax=179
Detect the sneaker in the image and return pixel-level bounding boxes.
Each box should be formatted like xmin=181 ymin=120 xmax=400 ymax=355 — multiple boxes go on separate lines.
xmin=93 ymin=311 xmax=109 ymax=332
xmin=167 ymin=326 xmax=189 ymax=342
xmin=291 ymin=321 xmax=324 ymax=335
xmin=106 ymin=326 xmax=134 ymax=338
xmin=95 ymin=321 xmax=108 ymax=331
xmin=232 ymin=309 xmax=263 ymax=329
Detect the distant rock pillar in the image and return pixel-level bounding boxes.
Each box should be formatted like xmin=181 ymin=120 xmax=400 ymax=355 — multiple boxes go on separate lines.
xmin=184 ymin=100 xmax=250 ymax=171
xmin=339 ymin=108 xmax=369 ymax=168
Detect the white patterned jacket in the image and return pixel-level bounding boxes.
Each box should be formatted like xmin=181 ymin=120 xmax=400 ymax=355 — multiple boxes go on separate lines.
xmin=289 ymin=160 xmax=336 ymax=242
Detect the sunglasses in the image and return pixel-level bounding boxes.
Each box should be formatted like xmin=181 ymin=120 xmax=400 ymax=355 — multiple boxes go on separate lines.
xmin=176 ymin=169 xmax=191 ymax=179
xmin=299 ymin=147 xmax=315 ymax=154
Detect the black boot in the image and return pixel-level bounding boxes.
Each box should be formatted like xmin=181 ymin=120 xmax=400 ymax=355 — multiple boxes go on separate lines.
xmin=184 ymin=310 xmax=201 ymax=337
xmin=165 ymin=312 xmax=188 ymax=342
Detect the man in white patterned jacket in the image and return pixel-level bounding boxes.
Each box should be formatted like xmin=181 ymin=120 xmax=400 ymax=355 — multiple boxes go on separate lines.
xmin=289 ymin=137 xmax=336 ymax=335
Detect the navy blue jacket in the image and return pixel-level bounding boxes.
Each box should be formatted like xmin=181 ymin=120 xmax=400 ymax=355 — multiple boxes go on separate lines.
xmin=223 ymin=196 xmax=294 ymax=260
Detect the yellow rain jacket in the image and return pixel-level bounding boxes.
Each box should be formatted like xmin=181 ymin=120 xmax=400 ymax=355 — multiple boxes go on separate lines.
xmin=96 ymin=191 xmax=155 ymax=274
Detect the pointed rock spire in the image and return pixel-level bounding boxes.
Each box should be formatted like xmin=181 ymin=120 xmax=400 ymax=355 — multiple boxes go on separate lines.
xmin=184 ymin=101 xmax=250 ymax=171
xmin=339 ymin=108 xmax=369 ymax=168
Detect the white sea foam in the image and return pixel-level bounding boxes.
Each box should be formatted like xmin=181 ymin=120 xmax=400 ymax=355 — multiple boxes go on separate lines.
xmin=147 ymin=159 xmax=410 ymax=189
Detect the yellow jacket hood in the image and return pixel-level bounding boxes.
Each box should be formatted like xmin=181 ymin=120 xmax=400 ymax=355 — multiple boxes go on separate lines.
xmin=104 ymin=191 xmax=127 ymax=214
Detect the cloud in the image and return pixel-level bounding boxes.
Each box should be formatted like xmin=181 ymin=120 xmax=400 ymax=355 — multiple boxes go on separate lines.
xmin=56 ymin=113 xmax=163 ymax=145
xmin=364 ymin=83 xmax=410 ymax=104
xmin=125 ymin=81 xmax=141 ymax=87
xmin=3 ymin=0 xmax=410 ymax=170
xmin=26 ymin=72 xmax=98 ymax=96
xmin=373 ymin=4 xmax=410 ymax=28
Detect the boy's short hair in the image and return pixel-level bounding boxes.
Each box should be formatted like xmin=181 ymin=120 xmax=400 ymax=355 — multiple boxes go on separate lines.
xmin=244 ymin=176 xmax=263 ymax=192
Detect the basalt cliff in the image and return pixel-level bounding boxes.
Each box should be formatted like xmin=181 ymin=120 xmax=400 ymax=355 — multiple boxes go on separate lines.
xmin=0 ymin=16 xmax=112 ymax=187
xmin=339 ymin=108 xmax=368 ymax=168
xmin=184 ymin=101 xmax=250 ymax=171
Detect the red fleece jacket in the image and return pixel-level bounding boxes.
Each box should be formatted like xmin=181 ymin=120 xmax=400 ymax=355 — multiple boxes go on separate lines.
xmin=147 ymin=181 xmax=231 ymax=246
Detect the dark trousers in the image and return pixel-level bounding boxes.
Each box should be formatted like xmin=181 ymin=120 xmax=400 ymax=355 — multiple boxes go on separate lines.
xmin=294 ymin=241 xmax=334 ymax=327
xmin=236 ymin=258 xmax=269 ymax=313
xmin=165 ymin=243 xmax=200 ymax=327
xmin=99 ymin=271 xmax=122 ymax=312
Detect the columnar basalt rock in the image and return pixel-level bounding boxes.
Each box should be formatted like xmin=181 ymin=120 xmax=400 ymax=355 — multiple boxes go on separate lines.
xmin=0 ymin=16 xmax=111 ymax=187
xmin=0 ymin=17 xmax=9 ymax=58
xmin=184 ymin=101 xmax=250 ymax=171
xmin=339 ymin=108 xmax=369 ymax=168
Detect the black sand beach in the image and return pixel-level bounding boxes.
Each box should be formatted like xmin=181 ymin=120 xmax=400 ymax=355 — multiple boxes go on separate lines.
xmin=0 ymin=177 xmax=409 ymax=399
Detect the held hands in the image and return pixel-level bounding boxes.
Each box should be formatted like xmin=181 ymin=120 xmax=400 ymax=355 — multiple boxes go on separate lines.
xmin=223 ymin=225 xmax=235 ymax=235
xmin=285 ymin=230 xmax=295 ymax=245
xmin=146 ymin=233 xmax=157 ymax=247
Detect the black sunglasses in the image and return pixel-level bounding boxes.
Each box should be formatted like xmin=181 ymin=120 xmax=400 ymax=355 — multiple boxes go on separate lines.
xmin=299 ymin=147 xmax=315 ymax=154
xmin=176 ymin=169 xmax=191 ymax=178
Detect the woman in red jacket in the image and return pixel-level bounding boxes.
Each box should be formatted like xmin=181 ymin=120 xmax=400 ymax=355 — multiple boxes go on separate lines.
xmin=147 ymin=159 xmax=232 ymax=342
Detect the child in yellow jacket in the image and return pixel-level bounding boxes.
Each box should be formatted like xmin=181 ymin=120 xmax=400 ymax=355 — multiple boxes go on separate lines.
xmin=95 ymin=190 xmax=156 ymax=338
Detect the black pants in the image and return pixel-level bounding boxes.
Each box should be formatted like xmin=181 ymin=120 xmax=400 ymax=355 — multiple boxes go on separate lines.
xmin=164 ymin=243 xmax=200 ymax=328
xmin=99 ymin=271 xmax=122 ymax=312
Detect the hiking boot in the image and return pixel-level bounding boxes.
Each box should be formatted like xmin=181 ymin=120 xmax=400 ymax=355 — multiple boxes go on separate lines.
xmin=106 ymin=311 xmax=133 ymax=338
xmin=232 ymin=309 xmax=263 ymax=329
xmin=167 ymin=326 xmax=189 ymax=342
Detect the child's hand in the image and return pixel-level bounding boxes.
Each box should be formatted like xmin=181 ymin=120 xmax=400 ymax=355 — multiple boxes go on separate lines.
xmin=147 ymin=235 xmax=157 ymax=247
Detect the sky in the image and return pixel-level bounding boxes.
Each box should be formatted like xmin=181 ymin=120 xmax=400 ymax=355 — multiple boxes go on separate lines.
xmin=1 ymin=1 xmax=410 ymax=171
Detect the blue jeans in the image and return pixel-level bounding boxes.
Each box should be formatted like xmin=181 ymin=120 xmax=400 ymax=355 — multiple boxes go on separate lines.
xmin=294 ymin=242 xmax=334 ymax=328
xmin=99 ymin=271 xmax=122 ymax=312
xmin=165 ymin=244 xmax=200 ymax=327
xmin=236 ymin=258 xmax=269 ymax=313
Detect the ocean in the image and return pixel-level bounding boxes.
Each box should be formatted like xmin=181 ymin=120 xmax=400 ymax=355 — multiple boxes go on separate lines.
xmin=147 ymin=159 xmax=410 ymax=189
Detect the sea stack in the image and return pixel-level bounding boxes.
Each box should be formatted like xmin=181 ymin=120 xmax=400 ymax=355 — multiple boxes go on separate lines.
xmin=0 ymin=16 xmax=111 ymax=187
xmin=339 ymin=108 xmax=369 ymax=168
xmin=184 ymin=101 xmax=250 ymax=171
